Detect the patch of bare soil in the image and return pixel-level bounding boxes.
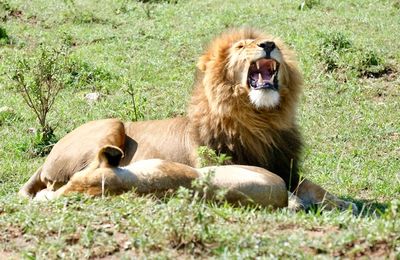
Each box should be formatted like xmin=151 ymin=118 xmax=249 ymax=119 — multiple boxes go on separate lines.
xmin=0 ymin=251 xmax=20 ymax=260
xmin=333 ymin=239 xmax=396 ymax=259
xmin=0 ymin=225 xmax=28 ymax=258
xmin=361 ymin=67 xmax=395 ymax=79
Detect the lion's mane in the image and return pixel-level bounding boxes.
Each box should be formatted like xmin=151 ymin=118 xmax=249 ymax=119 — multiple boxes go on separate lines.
xmin=188 ymin=28 xmax=303 ymax=190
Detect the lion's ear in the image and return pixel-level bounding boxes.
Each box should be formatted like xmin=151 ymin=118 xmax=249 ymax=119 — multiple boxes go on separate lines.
xmin=97 ymin=145 xmax=124 ymax=168
xmin=197 ymin=54 xmax=209 ymax=72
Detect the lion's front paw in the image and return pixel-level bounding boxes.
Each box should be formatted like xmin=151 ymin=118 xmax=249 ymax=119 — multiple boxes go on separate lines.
xmin=34 ymin=189 xmax=57 ymax=201
xmin=287 ymin=192 xmax=306 ymax=212
xmin=322 ymin=194 xmax=359 ymax=215
xmin=335 ymin=199 xmax=358 ymax=215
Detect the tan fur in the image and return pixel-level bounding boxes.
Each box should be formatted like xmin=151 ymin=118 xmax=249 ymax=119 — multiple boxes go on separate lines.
xmin=35 ymin=146 xmax=288 ymax=208
xmin=20 ymin=28 xmax=357 ymax=213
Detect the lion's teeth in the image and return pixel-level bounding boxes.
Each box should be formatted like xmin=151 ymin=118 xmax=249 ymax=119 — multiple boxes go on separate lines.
xmin=273 ymin=62 xmax=276 ymax=70
xmin=258 ymin=73 xmax=263 ymax=83
xmin=256 ymin=61 xmax=260 ymax=70
xmin=270 ymin=74 xmax=275 ymax=83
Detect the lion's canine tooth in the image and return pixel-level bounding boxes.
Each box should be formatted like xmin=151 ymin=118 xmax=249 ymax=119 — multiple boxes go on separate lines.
xmin=273 ymin=62 xmax=276 ymax=70
xmin=258 ymin=73 xmax=263 ymax=83
xmin=256 ymin=60 xmax=260 ymax=70
xmin=270 ymin=73 xmax=275 ymax=83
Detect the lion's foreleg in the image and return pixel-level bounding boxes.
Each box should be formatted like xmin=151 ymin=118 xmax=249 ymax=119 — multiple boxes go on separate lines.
xmin=293 ymin=179 xmax=358 ymax=214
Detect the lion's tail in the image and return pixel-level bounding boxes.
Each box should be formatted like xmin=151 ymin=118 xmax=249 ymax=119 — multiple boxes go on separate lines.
xmin=18 ymin=166 xmax=46 ymax=198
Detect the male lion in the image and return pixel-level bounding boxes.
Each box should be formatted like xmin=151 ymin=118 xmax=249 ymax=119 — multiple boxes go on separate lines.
xmin=19 ymin=28 xmax=357 ymax=212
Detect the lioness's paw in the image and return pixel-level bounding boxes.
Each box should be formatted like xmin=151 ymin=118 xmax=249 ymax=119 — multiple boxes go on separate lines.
xmin=321 ymin=194 xmax=359 ymax=215
xmin=287 ymin=192 xmax=306 ymax=212
xmin=335 ymin=199 xmax=358 ymax=215
xmin=34 ymin=189 xmax=57 ymax=201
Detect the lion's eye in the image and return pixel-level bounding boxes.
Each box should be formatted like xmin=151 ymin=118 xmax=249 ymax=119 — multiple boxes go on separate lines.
xmin=236 ymin=44 xmax=244 ymax=49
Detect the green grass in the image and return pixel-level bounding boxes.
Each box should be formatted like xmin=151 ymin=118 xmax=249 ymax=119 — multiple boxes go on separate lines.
xmin=0 ymin=0 xmax=399 ymax=258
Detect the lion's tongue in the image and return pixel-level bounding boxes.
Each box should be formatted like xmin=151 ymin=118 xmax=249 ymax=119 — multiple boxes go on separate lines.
xmin=251 ymin=70 xmax=272 ymax=83
xmin=251 ymin=59 xmax=275 ymax=84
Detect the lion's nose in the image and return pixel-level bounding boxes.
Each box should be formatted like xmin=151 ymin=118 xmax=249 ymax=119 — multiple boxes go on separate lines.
xmin=258 ymin=41 xmax=276 ymax=53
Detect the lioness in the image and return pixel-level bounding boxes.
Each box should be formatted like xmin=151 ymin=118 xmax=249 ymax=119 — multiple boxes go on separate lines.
xmin=19 ymin=28 xmax=357 ymax=212
xmin=34 ymin=145 xmax=288 ymax=208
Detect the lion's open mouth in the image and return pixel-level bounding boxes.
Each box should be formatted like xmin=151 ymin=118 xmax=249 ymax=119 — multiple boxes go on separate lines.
xmin=248 ymin=59 xmax=279 ymax=90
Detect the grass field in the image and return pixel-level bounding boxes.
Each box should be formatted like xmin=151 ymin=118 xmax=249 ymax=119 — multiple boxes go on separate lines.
xmin=0 ymin=0 xmax=399 ymax=258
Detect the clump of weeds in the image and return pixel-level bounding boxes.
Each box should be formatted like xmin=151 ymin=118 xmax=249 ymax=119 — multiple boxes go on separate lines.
xmin=10 ymin=45 xmax=70 ymax=156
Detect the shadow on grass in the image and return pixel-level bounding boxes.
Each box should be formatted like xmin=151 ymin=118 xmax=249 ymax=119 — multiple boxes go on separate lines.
xmin=352 ymin=199 xmax=390 ymax=217
xmin=304 ymin=197 xmax=391 ymax=217
xmin=339 ymin=197 xmax=390 ymax=217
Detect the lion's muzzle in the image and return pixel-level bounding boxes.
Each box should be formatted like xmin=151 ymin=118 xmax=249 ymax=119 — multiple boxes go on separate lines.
xmin=247 ymin=41 xmax=280 ymax=91
xmin=258 ymin=41 xmax=276 ymax=57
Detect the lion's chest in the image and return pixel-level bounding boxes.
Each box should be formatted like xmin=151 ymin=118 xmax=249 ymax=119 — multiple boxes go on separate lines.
xmin=203 ymin=128 xmax=273 ymax=167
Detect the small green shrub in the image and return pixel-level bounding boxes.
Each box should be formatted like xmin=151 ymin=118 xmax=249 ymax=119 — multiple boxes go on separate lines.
xmin=319 ymin=48 xmax=340 ymax=71
xmin=317 ymin=31 xmax=390 ymax=78
xmin=30 ymin=127 xmax=58 ymax=156
xmin=197 ymin=146 xmax=232 ymax=167
xmin=320 ymin=32 xmax=352 ymax=51
xmin=125 ymin=80 xmax=145 ymax=121
xmin=10 ymin=45 xmax=69 ymax=156
xmin=317 ymin=32 xmax=352 ymax=72
xmin=60 ymin=32 xmax=76 ymax=48
xmin=0 ymin=26 xmax=10 ymax=45
xmin=356 ymin=50 xmax=388 ymax=77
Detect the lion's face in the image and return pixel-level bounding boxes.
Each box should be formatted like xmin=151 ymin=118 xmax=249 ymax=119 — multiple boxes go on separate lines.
xmin=197 ymin=29 xmax=300 ymax=111
xmin=228 ymin=38 xmax=283 ymax=109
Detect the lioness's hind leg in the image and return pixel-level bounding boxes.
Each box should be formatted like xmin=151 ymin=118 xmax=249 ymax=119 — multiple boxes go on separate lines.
xmin=18 ymin=119 xmax=128 ymax=198
xmin=18 ymin=167 xmax=46 ymax=198
xmin=199 ymin=165 xmax=288 ymax=208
